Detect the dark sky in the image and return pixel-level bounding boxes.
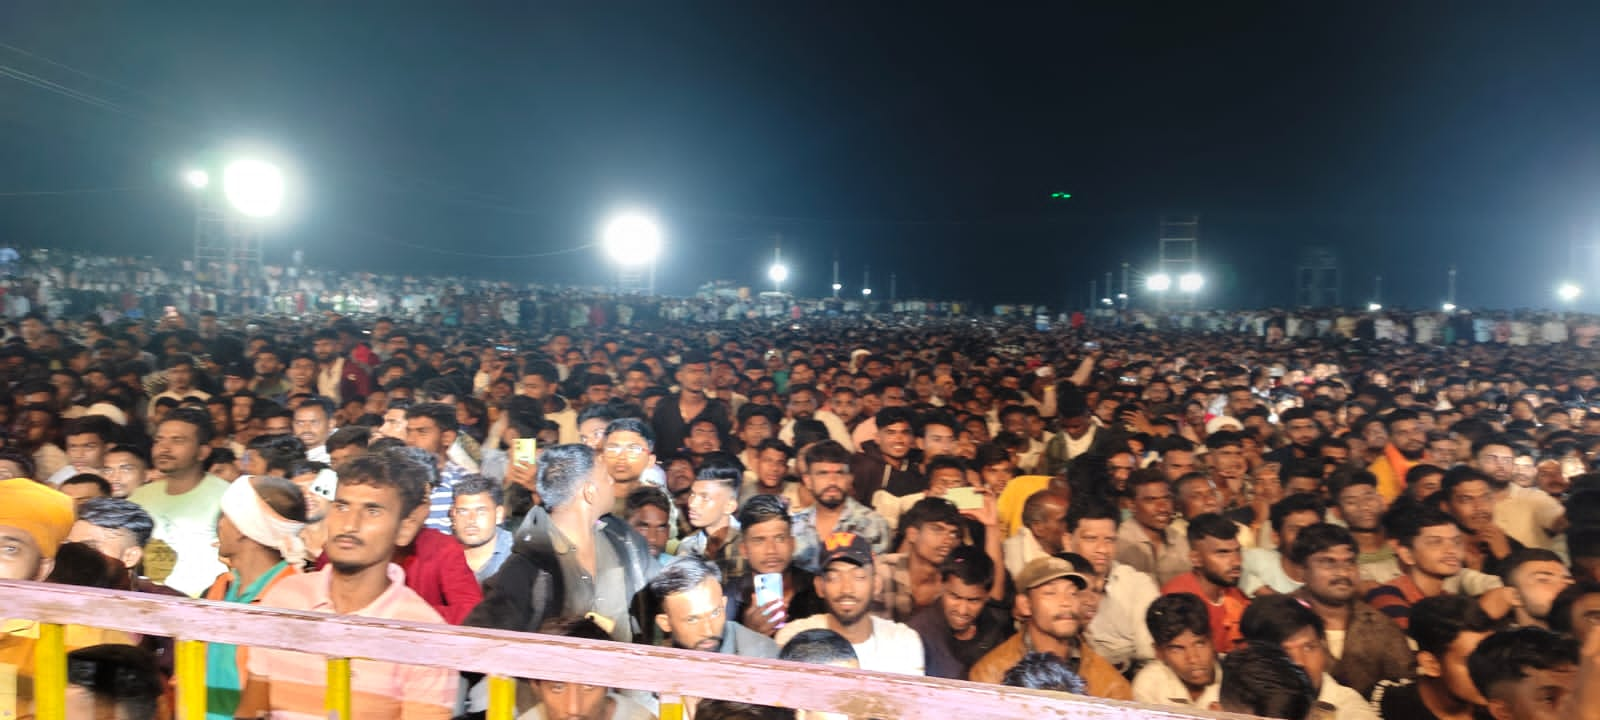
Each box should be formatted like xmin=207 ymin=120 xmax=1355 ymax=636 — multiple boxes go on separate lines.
xmin=3 ymin=3 xmax=1600 ymax=310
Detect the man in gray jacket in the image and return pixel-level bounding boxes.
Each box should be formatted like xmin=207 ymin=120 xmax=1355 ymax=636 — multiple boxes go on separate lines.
xmin=643 ymin=558 xmax=779 ymax=658
xmin=466 ymin=443 xmax=658 ymax=641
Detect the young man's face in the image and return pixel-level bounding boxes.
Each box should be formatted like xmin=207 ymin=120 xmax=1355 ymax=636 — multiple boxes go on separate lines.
xmin=627 ymin=504 xmax=671 ymax=558
xmin=1509 ymin=560 xmax=1574 ymax=624
xmin=1019 ymin=578 xmax=1080 ymax=641
xmin=1401 ymin=524 xmax=1464 ymax=579
xmin=940 ymin=576 xmax=988 ymax=635
xmin=803 ymin=461 xmax=852 ymax=509
xmin=686 ymin=480 xmax=736 ymax=531
xmin=1157 ymin=629 xmax=1217 ymax=693
xmin=816 ymin=560 xmax=874 ymax=626
xmin=1279 ymin=626 xmax=1328 ymax=691
xmin=741 ymin=517 xmax=795 ymax=576
xmin=326 ymin=481 xmax=422 ymax=573
xmin=656 ymin=579 xmax=728 ymax=652
xmin=601 ymin=431 xmax=653 ymax=484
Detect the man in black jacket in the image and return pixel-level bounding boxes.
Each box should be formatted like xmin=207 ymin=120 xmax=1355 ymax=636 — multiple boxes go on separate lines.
xmin=465 ymin=443 xmax=658 ymax=641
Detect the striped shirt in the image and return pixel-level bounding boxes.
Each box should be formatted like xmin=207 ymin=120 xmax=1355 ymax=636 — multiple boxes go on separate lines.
xmin=426 ymin=460 xmax=470 ymax=534
xmin=249 ymin=564 xmax=458 ymax=720
xmin=1364 ymin=574 xmax=1426 ymax=630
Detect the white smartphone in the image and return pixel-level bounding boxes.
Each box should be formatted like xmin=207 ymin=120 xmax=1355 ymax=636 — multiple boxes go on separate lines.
xmin=513 ymin=438 xmax=538 ymax=466
xmin=754 ymin=573 xmax=783 ymax=608
xmin=946 ymin=486 xmax=984 ymax=511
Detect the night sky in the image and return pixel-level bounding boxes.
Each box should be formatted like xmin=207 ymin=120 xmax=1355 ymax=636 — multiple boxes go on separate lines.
xmin=3 ymin=3 xmax=1600 ymax=310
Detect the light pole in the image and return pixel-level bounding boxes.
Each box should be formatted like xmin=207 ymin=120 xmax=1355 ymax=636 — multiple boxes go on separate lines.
xmin=183 ymin=155 xmax=285 ymax=293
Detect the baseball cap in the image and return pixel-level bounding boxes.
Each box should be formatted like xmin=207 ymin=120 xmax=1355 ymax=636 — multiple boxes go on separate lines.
xmin=819 ymin=531 xmax=873 ymax=568
xmin=1014 ymin=556 xmax=1090 ymax=592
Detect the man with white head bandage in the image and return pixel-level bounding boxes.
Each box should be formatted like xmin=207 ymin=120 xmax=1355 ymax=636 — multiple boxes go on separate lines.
xmin=203 ymin=474 xmax=309 ymax=720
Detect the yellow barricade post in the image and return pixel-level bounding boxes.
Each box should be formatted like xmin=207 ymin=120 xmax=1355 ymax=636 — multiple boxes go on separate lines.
xmin=32 ymin=623 xmax=65 ymax=720
xmin=487 ymin=674 xmax=517 ymax=720
xmin=174 ymin=639 xmax=207 ymax=720
xmin=325 ymin=657 xmax=351 ymax=720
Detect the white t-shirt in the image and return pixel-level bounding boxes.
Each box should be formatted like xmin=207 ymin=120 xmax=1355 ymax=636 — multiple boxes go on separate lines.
xmin=774 ymin=615 xmax=925 ymax=676
xmin=130 ymin=474 xmax=229 ymax=597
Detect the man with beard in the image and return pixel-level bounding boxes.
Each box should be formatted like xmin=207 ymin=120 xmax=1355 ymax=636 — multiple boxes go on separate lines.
xmin=778 ymin=383 xmax=853 ymax=451
xmin=1499 ymin=549 xmax=1573 ymax=629
xmin=1290 ymin=523 xmax=1414 ymax=697
xmin=1325 ymin=471 xmax=1400 ymax=584
xmin=968 ymin=555 xmax=1131 ymax=698
xmin=238 ymin=452 xmax=457 ymax=719
xmin=1368 ymin=410 xmax=1426 ymax=502
xmin=1116 ymin=469 xmax=1191 ymax=586
xmin=645 ymin=558 xmax=778 ymax=658
xmin=1440 ymin=467 xmax=1524 ymax=577
xmin=906 ymin=545 xmax=1014 ymax=679
xmin=849 ymin=406 xmax=923 ymax=504
xmin=1161 ymin=513 xmax=1249 ymax=653
xmin=1472 ymin=435 xmax=1566 ymax=550
xmin=1265 ymin=407 xmax=1323 ymax=466
xmin=312 ymin=328 xmax=370 ymax=405
xmin=1133 ymin=593 xmax=1222 ymax=708
xmin=129 ymin=407 xmax=229 ymax=597
xmin=451 ymin=475 xmax=513 ymax=583
xmin=790 ymin=440 xmax=890 ymax=574
xmin=774 ymin=532 xmax=925 ymax=675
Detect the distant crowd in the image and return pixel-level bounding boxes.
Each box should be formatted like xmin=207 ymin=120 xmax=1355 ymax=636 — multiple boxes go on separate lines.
xmin=2 ymin=254 xmax=1600 ymax=720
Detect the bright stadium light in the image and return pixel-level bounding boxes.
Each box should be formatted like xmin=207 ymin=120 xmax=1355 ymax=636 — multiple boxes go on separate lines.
xmin=601 ymin=212 xmax=663 ymax=266
xmin=1101 ymin=297 xmax=1113 ymax=306
xmin=1442 ymin=302 xmax=1457 ymax=312
xmin=768 ymin=262 xmax=789 ymax=289
xmin=182 ymin=168 xmax=210 ymax=190
xmin=1116 ymin=293 xmax=1128 ymax=300
xmin=1559 ymin=283 xmax=1582 ymax=303
xmin=222 ymin=159 xmax=285 ymax=218
xmin=1178 ymin=272 xmax=1204 ymax=293
xmin=832 ymin=282 xmax=843 ymax=292
xmin=1146 ymin=273 xmax=1172 ymax=292
xmin=862 ymin=287 xmax=872 ymax=296
xmin=1367 ymin=302 xmax=1383 ymax=312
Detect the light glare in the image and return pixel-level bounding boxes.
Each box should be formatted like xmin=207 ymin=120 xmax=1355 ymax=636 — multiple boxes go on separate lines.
xmin=768 ymin=263 xmax=789 ymax=285
xmin=1146 ymin=273 xmax=1172 ymax=292
xmin=601 ymin=213 xmax=663 ymax=266
xmin=222 ymin=159 xmax=284 ymax=218
xmin=1178 ymin=272 xmax=1204 ymax=293
xmin=1559 ymin=283 xmax=1582 ymax=302
xmin=182 ymin=168 xmax=210 ymax=190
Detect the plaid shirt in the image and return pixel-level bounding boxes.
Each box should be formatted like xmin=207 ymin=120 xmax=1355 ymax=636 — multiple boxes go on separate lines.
xmin=791 ymin=497 xmax=891 ymax=574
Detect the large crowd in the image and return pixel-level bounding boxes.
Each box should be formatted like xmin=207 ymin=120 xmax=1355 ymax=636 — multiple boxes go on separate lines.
xmin=3 ymin=255 xmax=1600 ymax=720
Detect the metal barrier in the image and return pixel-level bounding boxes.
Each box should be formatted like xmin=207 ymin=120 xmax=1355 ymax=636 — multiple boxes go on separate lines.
xmin=1 ymin=580 xmax=1240 ymax=720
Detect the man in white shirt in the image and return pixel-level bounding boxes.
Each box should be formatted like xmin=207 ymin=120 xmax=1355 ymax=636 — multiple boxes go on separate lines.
xmin=1133 ymin=593 xmax=1222 ymax=708
xmin=774 ymin=531 xmax=924 ymax=676
xmin=129 ymin=408 xmax=229 ymax=597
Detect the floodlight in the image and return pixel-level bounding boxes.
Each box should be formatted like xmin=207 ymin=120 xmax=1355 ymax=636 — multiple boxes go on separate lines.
xmin=1559 ymin=283 xmax=1582 ymax=302
xmin=601 ymin=212 xmax=663 ymax=266
xmin=182 ymin=168 xmax=210 ymax=190
xmin=222 ymin=159 xmax=284 ymax=218
xmin=1146 ymin=273 xmax=1172 ymax=292
xmin=1178 ymin=272 xmax=1204 ymax=293
xmin=768 ymin=263 xmax=789 ymax=286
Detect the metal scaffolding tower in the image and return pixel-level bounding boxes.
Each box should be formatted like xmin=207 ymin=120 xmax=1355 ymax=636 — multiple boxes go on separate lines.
xmin=1157 ymin=215 xmax=1200 ymax=308
xmin=1295 ymin=246 xmax=1341 ymax=308
xmin=192 ymin=194 xmax=264 ymax=287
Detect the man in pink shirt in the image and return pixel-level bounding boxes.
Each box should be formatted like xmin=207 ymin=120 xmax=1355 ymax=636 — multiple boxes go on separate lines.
xmin=240 ymin=450 xmax=459 ymax=719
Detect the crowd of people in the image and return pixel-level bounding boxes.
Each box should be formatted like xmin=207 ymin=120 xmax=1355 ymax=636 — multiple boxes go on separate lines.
xmin=5 ymin=267 xmax=1600 ymax=720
